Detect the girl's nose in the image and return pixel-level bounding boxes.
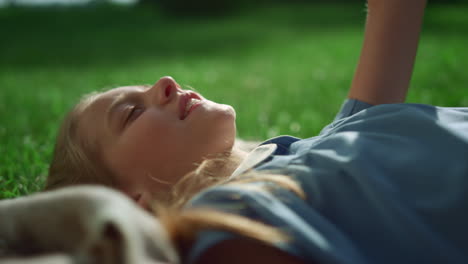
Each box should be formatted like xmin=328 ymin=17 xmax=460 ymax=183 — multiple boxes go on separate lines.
xmin=149 ymin=76 xmax=180 ymax=105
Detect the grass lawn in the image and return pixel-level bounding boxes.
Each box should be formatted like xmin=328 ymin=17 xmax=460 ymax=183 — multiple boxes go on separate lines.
xmin=1 ymin=2 xmax=467 ymax=198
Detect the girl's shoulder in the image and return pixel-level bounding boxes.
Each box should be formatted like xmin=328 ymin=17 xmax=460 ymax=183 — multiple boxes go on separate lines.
xmin=325 ymin=99 xmax=468 ymax=137
xmin=334 ymin=98 xmax=468 ymax=123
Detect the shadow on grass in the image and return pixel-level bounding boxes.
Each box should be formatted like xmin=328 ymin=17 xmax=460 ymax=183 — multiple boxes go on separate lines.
xmin=0 ymin=3 xmax=466 ymax=70
xmin=0 ymin=3 xmax=367 ymax=70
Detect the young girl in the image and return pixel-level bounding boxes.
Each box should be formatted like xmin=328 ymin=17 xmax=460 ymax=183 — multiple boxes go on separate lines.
xmin=37 ymin=0 xmax=468 ymax=263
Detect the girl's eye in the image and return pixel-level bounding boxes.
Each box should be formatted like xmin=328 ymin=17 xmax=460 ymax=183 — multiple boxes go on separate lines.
xmin=125 ymin=105 xmax=144 ymax=126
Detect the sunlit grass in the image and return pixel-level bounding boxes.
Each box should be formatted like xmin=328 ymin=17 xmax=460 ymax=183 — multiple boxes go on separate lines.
xmin=1 ymin=3 xmax=467 ymax=198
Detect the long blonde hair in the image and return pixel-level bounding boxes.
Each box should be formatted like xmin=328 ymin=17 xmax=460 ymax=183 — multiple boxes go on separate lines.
xmin=45 ymin=91 xmax=306 ymax=262
xmin=46 ymin=92 xmax=117 ymax=190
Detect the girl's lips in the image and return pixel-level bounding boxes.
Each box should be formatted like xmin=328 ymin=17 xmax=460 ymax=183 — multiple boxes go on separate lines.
xmin=184 ymin=100 xmax=203 ymax=119
xmin=179 ymin=92 xmax=203 ymax=120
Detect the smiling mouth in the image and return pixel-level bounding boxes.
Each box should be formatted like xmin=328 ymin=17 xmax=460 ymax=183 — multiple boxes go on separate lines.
xmin=180 ymin=92 xmax=204 ymax=120
xmin=182 ymin=98 xmax=202 ymax=120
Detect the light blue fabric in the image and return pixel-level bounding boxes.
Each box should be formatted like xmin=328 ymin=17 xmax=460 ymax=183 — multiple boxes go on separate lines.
xmin=186 ymin=99 xmax=468 ymax=264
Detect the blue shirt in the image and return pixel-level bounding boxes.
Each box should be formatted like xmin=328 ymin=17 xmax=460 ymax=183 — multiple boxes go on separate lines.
xmin=186 ymin=99 xmax=468 ymax=264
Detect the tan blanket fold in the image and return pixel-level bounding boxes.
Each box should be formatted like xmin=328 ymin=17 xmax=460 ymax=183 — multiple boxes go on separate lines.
xmin=0 ymin=186 xmax=178 ymax=264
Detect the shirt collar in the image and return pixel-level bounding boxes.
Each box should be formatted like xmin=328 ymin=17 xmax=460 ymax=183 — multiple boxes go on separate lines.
xmin=230 ymin=143 xmax=277 ymax=178
xmin=230 ymin=135 xmax=301 ymax=178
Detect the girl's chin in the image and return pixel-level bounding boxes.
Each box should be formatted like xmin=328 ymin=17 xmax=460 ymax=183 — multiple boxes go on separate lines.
xmin=201 ymin=101 xmax=236 ymax=120
xmin=221 ymin=104 xmax=236 ymax=120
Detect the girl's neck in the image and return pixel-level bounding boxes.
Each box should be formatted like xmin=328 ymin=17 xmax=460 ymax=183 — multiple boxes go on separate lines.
xmin=218 ymin=147 xmax=248 ymax=177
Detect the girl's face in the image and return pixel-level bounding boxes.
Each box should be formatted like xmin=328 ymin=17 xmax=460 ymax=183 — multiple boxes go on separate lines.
xmin=79 ymin=76 xmax=236 ymax=205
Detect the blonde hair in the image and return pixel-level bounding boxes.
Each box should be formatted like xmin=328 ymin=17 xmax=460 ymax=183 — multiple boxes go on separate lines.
xmin=45 ymin=90 xmax=306 ymax=261
xmin=45 ymin=92 xmax=116 ymax=190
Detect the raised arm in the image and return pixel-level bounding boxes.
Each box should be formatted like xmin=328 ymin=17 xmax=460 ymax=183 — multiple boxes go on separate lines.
xmin=348 ymin=0 xmax=427 ymax=105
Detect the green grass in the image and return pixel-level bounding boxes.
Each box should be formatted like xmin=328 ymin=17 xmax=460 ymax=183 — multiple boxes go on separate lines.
xmin=1 ymin=3 xmax=467 ymax=198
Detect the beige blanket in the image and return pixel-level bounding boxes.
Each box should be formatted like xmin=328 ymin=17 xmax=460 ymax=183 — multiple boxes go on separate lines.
xmin=0 ymin=186 xmax=178 ymax=264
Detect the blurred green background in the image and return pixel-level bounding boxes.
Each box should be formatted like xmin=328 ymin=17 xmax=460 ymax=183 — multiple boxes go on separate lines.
xmin=1 ymin=0 xmax=467 ymax=198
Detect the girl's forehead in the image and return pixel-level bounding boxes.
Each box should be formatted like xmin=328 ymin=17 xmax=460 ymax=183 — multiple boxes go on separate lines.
xmin=78 ymin=85 xmax=149 ymax=144
xmin=101 ymin=85 xmax=149 ymax=98
xmin=90 ymin=85 xmax=149 ymax=110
